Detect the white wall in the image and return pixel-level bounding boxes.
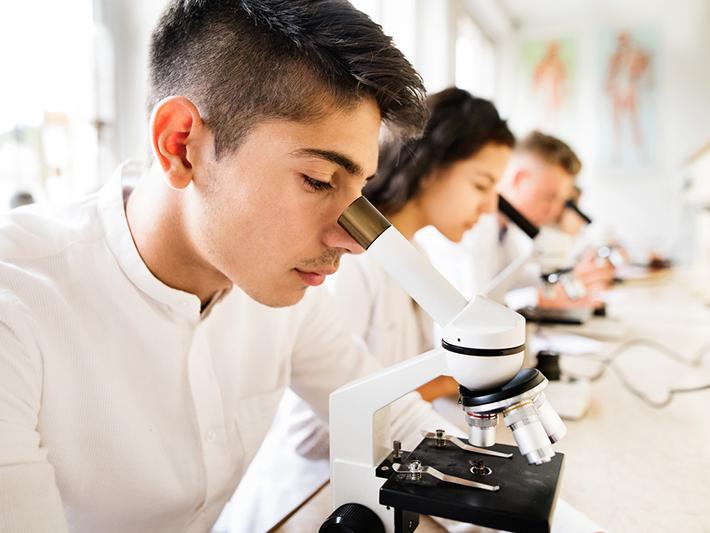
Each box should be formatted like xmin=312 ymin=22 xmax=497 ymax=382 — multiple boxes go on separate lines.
xmin=353 ymin=0 xmax=457 ymax=94
xmin=100 ymin=0 xmax=165 ymax=165
xmin=105 ymin=0 xmax=710 ymax=260
xmin=496 ymin=0 xmax=710 ymax=258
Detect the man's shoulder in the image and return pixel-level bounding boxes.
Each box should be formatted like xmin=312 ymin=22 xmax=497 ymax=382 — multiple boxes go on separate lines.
xmin=0 ymin=193 xmax=103 ymax=265
xmin=0 ymin=194 xmax=106 ymax=319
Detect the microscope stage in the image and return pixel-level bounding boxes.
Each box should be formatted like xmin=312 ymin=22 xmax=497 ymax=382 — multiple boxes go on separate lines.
xmin=377 ymin=438 xmax=564 ymax=533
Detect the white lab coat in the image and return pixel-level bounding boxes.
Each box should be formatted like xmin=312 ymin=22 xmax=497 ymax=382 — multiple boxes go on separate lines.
xmin=328 ymin=249 xmax=434 ymax=366
xmin=0 ymin=163 xmax=443 ymax=533
xmin=222 ymin=250 xmax=436 ymax=533
xmin=416 ymin=215 xmax=535 ymax=299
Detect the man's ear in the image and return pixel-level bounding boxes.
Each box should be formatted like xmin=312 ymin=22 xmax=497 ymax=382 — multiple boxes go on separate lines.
xmin=149 ymin=96 xmax=205 ymax=190
xmin=512 ymin=169 xmax=527 ymax=188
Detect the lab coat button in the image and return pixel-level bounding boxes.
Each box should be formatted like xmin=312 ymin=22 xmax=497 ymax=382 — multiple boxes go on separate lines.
xmin=205 ymin=429 xmax=216 ymax=443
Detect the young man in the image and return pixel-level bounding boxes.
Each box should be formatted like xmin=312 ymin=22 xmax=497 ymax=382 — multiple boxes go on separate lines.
xmin=495 ymin=132 xmax=614 ymax=303
xmin=0 ymin=2 xmax=444 ymax=531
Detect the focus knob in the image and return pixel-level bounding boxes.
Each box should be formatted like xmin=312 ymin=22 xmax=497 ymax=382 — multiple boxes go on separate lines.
xmin=319 ymin=503 xmax=385 ymax=533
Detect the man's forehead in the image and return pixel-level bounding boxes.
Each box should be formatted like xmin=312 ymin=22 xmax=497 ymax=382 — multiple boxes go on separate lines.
xmin=252 ymin=103 xmax=380 ymax=176
xmin=309 ymin=100 xmax=381 ymax=176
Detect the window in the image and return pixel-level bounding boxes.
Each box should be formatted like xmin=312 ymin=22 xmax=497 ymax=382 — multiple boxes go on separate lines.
xmin=455 ymin=14 xmax=496 ymax=99
xmin=0 ymin=0 xmax=108 ymax=209
xmin=350 ymin=0 xmax=417 ymax=66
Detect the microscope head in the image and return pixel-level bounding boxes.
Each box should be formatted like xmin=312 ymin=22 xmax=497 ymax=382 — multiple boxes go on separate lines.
xmin=338 ymin=197 xmax=566 ymax=465
xmin=441 ymin=294 xmax=525 ymax=390
xmin=441 ymin=296 xmax=565 ymax=465
xmin=339 ymin=196 xmax=525 ymax=390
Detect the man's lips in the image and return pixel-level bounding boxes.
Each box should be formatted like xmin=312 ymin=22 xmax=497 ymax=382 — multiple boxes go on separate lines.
xmin=294 ymin=268 xmax=337 ymax=287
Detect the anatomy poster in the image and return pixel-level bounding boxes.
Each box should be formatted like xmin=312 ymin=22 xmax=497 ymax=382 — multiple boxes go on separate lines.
xmin=519 ymin=37 xmax=578 ymax=140
xmin=600 ymin=28 xmax=659 ymax=169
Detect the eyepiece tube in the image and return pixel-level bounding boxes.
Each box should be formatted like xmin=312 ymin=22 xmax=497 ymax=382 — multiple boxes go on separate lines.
xmin=338 ymin=197 xmax=468 ymax=327
xmin=564 ymin=200 xmax=593 ymax=225
xmin=498 ymin=195 xmax=540 ymax=239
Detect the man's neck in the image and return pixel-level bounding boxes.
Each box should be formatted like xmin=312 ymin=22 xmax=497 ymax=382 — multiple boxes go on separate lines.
xmin=124 ymin=164 xmax=231 ymax=306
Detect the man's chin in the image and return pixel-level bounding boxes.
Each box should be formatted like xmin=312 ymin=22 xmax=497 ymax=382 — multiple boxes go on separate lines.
xmin=245 ymin=285 xmax=308 ymax=308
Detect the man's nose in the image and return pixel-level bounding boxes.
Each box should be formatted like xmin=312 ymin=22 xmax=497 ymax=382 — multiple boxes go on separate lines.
xmin=324 ymin=195 xmax=368 ymax=255
xmin=324 ymin=221 xmax=366 ymax=255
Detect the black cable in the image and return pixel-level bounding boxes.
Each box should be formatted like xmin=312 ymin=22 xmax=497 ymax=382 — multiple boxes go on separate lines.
xmin=557 ymin=337 xmax=710 ymax=408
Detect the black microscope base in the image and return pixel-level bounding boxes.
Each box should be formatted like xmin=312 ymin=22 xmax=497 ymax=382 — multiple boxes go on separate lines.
xmin=377 ymin=439 xmax=564 ymax=533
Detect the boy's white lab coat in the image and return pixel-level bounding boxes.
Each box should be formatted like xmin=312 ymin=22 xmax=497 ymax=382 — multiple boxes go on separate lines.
xmin=224 ymin=251 xmax=433 ymax=532
xmin=0 ymin=163 xmax=441 ymax=533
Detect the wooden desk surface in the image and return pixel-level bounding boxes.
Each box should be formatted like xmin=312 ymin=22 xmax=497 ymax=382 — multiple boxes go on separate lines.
xmin=277 ymin=275 xmax=710 ymax=533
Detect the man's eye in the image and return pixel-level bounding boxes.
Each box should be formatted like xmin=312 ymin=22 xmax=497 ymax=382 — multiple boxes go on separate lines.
xmin=473 ymin=180 xmax=491 ymax=193
xmin=301 ymin=174 xmax=333 ymax=192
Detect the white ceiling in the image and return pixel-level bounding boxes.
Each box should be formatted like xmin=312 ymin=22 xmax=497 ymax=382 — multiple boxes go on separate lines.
xmin=498 ymin=0 xmax=675 ymax=28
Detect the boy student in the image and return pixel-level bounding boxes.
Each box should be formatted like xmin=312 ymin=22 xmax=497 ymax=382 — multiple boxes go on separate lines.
xmin=0 ymin=1 xmax=446 ymax=531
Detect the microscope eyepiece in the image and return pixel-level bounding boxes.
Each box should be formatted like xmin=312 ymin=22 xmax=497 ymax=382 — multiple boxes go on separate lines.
xmin=338 ymin=196 xmax=390 ymax=250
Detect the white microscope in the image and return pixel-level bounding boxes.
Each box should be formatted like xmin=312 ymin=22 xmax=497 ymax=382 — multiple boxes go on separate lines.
xmin=497 ymin=195 xmax=627 ymax=342
xmin=320 ymin=197 xmax=567 ymax=533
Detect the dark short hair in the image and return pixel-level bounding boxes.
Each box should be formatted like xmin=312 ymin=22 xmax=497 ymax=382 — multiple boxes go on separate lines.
xmin=365 ymin=87 xmax=515 ymax=215
xmin=148 ymin=0 xmax=427 ymax=157
xmin=517 ymin=131 xmax=582 ymax=176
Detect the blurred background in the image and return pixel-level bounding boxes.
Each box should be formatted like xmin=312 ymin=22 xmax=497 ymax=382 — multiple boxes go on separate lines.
xmin=2 ymin=0 xmax=710 ymax=265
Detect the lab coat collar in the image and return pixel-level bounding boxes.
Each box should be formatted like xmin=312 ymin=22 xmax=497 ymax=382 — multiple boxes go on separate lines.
xmin=98 ymin=161 xmax=204 ymax=323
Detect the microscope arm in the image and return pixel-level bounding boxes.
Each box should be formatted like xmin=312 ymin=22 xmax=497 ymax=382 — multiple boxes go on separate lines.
xmin=329 ymin=347 xmax=453 ymax=527
xmin=330 ymin=347 xmax=449 ymax=466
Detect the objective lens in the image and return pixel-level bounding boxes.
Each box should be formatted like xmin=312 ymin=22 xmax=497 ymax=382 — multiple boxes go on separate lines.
xmin=503 ymin=401 xmax=554 ymax=465
xmin=534 ymin=393 xmax=567 ymax=444
xmin=466 ymin=412 xmax=498 ymax=447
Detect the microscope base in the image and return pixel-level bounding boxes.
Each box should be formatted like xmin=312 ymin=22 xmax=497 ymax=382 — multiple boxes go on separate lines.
xmin=377 ymin=438 xmax=564 ymax=533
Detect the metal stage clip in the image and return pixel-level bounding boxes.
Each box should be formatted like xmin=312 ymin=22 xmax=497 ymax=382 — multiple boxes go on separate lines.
xmin=420 ymin=430 xmax=513 ymax=459
xmin=391 ymin=462 xmax=500 ymax=491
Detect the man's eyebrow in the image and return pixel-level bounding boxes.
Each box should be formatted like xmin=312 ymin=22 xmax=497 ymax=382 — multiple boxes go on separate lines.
xmin=291 ymin=148 xmax=363 ymax=177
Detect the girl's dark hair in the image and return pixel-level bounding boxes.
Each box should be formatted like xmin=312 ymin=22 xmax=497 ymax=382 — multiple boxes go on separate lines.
xmin=365 ymin=87 xmax=514 ymax=215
